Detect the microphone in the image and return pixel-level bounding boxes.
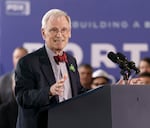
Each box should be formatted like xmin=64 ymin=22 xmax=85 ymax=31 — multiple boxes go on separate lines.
xmin=107 ymin=51 xmax=118 ymax=63
xmin=116 ymin=52 xmax=140 ymax=74
xmin=127 ymin=61 xmax=140 ymax=74
xmin=107 ymin=51 xmax=130 ymax=71
xmin=107 ymin=51 xmax=132 ymax=81
xmin=117 ymin=52 xmax=128 ymax=63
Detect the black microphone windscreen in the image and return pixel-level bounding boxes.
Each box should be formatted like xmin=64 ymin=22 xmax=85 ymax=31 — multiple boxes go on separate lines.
xmin=117 ymin=52 xmax=126 ymax=61
xmin=107 ymin=52 xmax=118 ymax=63
xmin=128 ymin=61 xmax=140 ymax=74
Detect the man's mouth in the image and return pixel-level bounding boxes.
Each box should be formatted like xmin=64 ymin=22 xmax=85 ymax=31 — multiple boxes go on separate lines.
xmin=54 ymin=38 xmax=64 ymax=42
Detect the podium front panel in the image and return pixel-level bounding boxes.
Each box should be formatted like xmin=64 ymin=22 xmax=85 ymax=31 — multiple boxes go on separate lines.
xmin=48 ymin=85 xmax=150 ymax=128
xmin=48 ymin=86 xmax=112 ymax=128
xmin=111 ymin=85 xmax=150 ymax=128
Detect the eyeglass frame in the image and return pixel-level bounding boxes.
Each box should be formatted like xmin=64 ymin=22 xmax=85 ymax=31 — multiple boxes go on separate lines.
xmin=48 ymin=27 xmax=70 ymax=35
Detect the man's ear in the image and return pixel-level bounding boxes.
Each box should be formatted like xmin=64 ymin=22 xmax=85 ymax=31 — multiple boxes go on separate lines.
xmin=41 ymin=28 xmax=45 ymax=40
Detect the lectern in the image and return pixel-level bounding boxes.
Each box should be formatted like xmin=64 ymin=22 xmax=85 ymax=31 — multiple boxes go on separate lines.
xmin=48 ymin=85 xmax=150 ymax=128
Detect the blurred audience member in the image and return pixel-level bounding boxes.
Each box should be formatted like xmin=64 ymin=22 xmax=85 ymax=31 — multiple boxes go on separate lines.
xmin=91 ymin=69 xmax=116 ymax=89
xmin=118 ymin=72 xmax=150 ymax=85
xmin=0 ymin=47 xmax=28 ymax=128
xmin=78 ymin=64 xmax=93 ymax=91
xmin=118 ymin=57 xmax=150 ymax=85
xmin=138 ymin=57 xmax=150 ymax=74
xmin=136 ymin=72 xmax=150 ymax=85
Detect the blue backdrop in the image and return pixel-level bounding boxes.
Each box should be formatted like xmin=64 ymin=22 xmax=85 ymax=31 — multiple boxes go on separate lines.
xmin=0 ymin=0 xmax=150 ymax=79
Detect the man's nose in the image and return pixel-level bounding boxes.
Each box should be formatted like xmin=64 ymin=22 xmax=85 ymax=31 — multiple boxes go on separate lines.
xmin=56 ymin=31 xmax=63 ymax=36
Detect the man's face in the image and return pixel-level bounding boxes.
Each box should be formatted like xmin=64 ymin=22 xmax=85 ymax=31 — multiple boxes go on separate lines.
xmin=78 ymin=67 xmax=92 ymax=88
xmin=13 ymin=49 xmax=27 ymax=69
xmin=91 ymin=77 xmax=108 ymax=89
xmin=41 ymin=16 xmax=71 ymax=54
xmin=139 ymin=61 xmax=150 ymax=73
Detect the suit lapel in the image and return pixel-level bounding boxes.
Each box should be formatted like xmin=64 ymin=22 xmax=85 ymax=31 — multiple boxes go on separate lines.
xmin=66 ymin=55 xmax=78 ymax=96
xmin=39 ymin=48 xmax=56 ymax=86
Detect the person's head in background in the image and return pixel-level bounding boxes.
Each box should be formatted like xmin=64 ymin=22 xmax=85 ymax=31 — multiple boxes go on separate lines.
xmin=138 ymin=57 xmax=150 ymax=74
xmin=91 ymin=69 xmax=116 ymax=89
xmin=78 ymin=64 xmax=93 ymax=89
xmin=41 ymin=9 xmax=71 ymax=55
xmin=13 ymin=47 xmax=28 ymax=69
xmin=137 ymin=72 xmax=150 ymax=85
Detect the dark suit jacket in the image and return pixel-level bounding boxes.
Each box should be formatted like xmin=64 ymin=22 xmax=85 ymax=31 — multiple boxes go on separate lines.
xmin=0 ymin=72 xmax=18 ymax=128
xmin=15 ymin=46 xmax=82 ymax=128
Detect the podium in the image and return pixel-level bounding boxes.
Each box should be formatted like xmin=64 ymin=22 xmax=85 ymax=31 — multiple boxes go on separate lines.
xmin=48 ymin=85 xmax=150 ymax=128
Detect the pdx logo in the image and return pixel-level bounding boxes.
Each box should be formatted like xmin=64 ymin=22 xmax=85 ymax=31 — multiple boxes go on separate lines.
xmin=5 ymin=0 xmax=31 ymax=16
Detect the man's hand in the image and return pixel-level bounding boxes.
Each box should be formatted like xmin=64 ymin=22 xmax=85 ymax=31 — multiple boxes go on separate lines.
xmin=49 ymin=74 xmax=68 ymax=96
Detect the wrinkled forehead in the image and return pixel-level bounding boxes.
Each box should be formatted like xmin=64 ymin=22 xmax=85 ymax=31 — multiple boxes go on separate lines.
xmin=49 ymin=14 xmax=69 ymax=22
xmin=46 ymin=15 xmax=70 ymax=29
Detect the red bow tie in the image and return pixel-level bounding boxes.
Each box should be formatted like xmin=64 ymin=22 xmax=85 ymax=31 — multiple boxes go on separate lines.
xmin=54 ymin=52 xmax=68 ymax=64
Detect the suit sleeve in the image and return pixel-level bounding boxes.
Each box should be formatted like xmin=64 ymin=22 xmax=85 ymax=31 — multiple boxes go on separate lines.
xmin=15 ymin=58 xmax=51 ymax=109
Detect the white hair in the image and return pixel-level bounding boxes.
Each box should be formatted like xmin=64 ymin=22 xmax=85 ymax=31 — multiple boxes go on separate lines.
xmin=41 ymin=9 xmax=71 ymax=29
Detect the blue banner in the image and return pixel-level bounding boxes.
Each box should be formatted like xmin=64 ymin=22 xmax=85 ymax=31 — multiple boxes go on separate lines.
xmin=0 ymin=0 xmax=150 ymax=79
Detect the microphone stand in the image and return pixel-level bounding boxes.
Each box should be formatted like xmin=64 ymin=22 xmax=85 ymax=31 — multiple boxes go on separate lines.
xmin=119 ymin=65 xmax=131 ymax=85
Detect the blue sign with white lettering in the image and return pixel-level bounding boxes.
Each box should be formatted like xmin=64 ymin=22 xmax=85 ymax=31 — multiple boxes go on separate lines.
xmin=0 ymin=0 xmax=150 ymax=79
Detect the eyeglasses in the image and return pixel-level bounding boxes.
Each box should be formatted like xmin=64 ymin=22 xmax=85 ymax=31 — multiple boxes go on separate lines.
xmin=49 ymin=27 xmax=69 ymax=35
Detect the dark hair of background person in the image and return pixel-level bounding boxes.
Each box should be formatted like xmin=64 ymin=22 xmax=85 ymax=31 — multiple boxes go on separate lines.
xmin=78 ymin=63 xmax=93 ymax=90
xmin=0 ymin=47 xmax=28 ymax=128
